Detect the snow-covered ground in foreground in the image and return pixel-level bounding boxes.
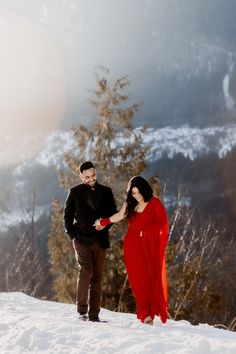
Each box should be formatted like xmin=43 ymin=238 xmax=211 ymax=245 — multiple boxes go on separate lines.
xmin=0 ymin=293 xmax=235 ymax=354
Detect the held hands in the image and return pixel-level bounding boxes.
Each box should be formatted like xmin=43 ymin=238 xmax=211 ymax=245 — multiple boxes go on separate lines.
xmin=93 ymin=217 xmax=112 ymax=230
xmin=94 ymin=219 xmax=104 ymax=230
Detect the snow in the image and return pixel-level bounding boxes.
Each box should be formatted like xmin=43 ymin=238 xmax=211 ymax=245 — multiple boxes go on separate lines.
xmin=0 ymin=206 xmax=47 ymax=232
xmin=0 ymin=293 xmax=235 ymax=354
xmin=2 ymin=124 xmax=236 ymax=168
xmin=19 ymin=124 xmax=236 ymax=167
xmin=144 ymin=125 xmax=236 ymax=160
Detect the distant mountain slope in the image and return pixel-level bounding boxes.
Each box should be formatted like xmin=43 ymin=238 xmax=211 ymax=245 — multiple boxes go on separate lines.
xmin=2 ymin=124 xmax=236 ymax=168
xmin=1 ymin=125 xmax=236 ymax=234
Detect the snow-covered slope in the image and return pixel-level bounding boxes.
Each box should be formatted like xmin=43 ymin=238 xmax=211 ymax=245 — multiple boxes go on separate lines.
xmin=144 ymin=124 xmax=236 ymax=160
xmin=1 ymin=123 xmax=236 ymax=170
xmin=5 ymin=123 xmax=236 ymax=170
xmin=1 ymin=123 xmax=235 ymax=231
xmin=0 ymin=292 xmax=235 ymax=354
xmin=35 ymin=124 xmax=236 ymax=165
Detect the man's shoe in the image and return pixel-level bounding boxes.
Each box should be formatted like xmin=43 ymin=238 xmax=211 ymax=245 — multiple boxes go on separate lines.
xmin=89 ymin=317 xmax=108 ymax=323
xmin=78 ymin=313 xmax=88 ymax=321
xmin=89 ymin=317 xmax=101 ymax=322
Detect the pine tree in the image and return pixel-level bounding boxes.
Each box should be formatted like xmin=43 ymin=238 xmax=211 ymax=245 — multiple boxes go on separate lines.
xmin=49 ymin=67 xmax=149 ymax=311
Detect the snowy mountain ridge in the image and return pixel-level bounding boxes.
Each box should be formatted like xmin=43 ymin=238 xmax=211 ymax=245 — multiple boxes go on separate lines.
xmin=1 ymin=123 xmax=236 ymax=171
xmin=3 ymin=123 xmax=235 ymax=232
xmin=35 ymin=123 xmax=236 ymax=168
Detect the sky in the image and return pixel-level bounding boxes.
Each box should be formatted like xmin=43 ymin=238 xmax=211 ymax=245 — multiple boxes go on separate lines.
xmin=0 ymin=292 xmax=236 ymax=354
xmin=1 ymin=0 xmax=236 ymax=166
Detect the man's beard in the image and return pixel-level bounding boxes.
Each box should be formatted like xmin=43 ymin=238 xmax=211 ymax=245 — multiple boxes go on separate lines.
xmin=85 ymin=180 xmax=97 ymax=189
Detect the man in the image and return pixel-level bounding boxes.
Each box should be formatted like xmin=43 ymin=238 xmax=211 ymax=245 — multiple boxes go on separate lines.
xmin=63 ymin=161 xmax=117 ymax=322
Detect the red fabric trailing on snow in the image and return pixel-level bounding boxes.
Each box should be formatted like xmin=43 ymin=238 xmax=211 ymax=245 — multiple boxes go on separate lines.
xmin=123 ymin=196 xmax=168 ymax=323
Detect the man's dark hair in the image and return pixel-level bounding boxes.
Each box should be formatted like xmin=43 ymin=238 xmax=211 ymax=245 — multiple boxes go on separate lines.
xmin=79 ymin=161 xmax=95 ymax=173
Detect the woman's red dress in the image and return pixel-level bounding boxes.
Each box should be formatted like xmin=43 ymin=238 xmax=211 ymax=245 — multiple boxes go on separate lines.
xmin=123 ymin=196 xmax=168 ymax=323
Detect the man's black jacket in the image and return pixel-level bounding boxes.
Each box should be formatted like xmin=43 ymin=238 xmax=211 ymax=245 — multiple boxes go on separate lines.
xmin=63 ymin=182 xmax=117 ymax=249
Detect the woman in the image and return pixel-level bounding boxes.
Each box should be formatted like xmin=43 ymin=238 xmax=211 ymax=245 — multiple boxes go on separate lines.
xmin=94 ymin=176 xmax=168 ymax=325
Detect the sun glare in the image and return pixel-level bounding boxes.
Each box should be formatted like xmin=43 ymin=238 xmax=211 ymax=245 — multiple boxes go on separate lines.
xmin=0 ymin=9 xmax=67 ymax=167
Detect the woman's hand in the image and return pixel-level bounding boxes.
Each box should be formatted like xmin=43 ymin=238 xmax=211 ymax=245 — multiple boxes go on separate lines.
xmin=93 ymin=219 xmax=105 ymax=230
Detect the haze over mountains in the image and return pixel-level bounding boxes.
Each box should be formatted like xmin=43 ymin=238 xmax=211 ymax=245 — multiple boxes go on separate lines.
xmin=1 ymin=0 xmax=236 ymax=136
xmin=40 ymin=0 xmax=236 ymax=129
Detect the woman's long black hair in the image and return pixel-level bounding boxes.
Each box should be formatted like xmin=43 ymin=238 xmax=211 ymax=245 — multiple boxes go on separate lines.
xmin=125 ymin=176 xmax=153 ymax=219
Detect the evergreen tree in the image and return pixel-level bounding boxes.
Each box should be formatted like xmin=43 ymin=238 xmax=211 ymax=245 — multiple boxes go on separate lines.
xmin=49 ymin=67 xmax=149 ymax=311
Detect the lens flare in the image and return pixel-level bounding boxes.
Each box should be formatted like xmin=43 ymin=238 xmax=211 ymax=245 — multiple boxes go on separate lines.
xmin=0 ymin=9 xmax=67 ymax=167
